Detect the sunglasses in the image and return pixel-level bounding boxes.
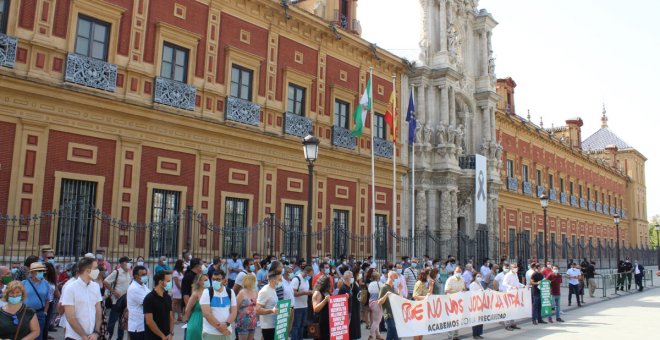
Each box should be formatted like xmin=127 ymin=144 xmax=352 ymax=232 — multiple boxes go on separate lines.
xmin=46 ymin=257 xmax=54 ymax=259
xmin=11 ymin=314 xmax=18 ymax=325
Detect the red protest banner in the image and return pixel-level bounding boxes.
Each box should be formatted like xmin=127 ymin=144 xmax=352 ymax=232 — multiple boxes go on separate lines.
xmin=328 ymin=294 xmax=349 ymax=340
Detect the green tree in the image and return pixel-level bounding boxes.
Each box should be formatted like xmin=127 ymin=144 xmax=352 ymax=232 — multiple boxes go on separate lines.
xmin=648 ymin=215 xmax=660 ymax=248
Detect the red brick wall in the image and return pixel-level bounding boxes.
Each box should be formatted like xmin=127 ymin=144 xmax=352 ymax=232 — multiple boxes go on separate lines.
xmin=214 ymin=159 xmax=261 ymax=226
xmin=0 ymin=122 xmax=16 ymax=214
xmin=325 ymin=56 xmax=359 ymax=108
xmin=325 ymin=177 xmax=357 ymax=231
xmin=19 ymin=0 xmax=37 ymax=30
xmin=275 ymin=36 xmax=318 ymax=107
xmin=52 ymin=0 xmax=71 ymax=38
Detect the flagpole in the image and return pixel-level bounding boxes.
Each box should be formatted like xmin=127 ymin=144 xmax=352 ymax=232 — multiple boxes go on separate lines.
xmin=411 ymin=85 xmax=415 ymax=259
xmin=370 ymin=67 xmax=377 ymax=261
xmin=391 ymin=75 xmax=397 ymax=264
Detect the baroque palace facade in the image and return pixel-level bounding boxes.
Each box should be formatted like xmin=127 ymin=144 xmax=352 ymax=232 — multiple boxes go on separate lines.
xmin=495 ymin=78 xmax=648 ymax=262
xmin=0 ymin=0 xmax=409 ymax=260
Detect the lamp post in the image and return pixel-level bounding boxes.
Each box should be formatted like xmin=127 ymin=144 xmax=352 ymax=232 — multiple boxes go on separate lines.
xmin=655 ymin=223 xmax=659 ymax=269
xmin=614 ymin=214 xmax=621 ymax=262
xmin=302 ymin=134 xmax=320 ymax=264
xmin=540 ymin=194 xmax=549 ymax=263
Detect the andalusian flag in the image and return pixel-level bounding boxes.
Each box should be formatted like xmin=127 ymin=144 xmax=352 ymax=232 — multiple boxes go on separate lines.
xmin=385 ymin=91 xmax=398 ymax=142
xmin=352 ymin=77 xmax=372 ymax=136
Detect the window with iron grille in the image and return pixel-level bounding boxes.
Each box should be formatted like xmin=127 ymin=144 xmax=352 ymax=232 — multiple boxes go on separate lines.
xmin=536 ymin=169 xmax=542 ymax=185
xmin=506 ymin=160 xmax=514 ymax=178
xmin=334 ymin=99 xmax=350 ymax=129
xmin=75 ymin=16 xmax=110 ymax=61
xmin=333 ymin=209 xmax=349 ymax=258
xmin=230 ymin=65 xmax=253 ymax=101
xmin=508 ymin=228 xmax=516 ymax=259
xmin=223 ymin=197 xmax=248 ymax=257
xmin=595 ymin=190 xmax=598 ymax=203
xmin=375 ymin=214 xmax=387 ymax=260
xmin=287 ymin=84 xmax=305 ymax=116
xmin=522 ymin=165 xmax=529 ymax=182
xmin=374 ymin=113 xmax=386 ymax=139
xmin=283 ymin=204 xmax=303 ymax=259
xmin=551 ymin=233 xmax=556 ymax=259
xmin=587 ymin=188 xmax=591 ymax=201
xmin=569 ymin=182 xmax=574 ymax=195
xmin=150 ymin=189 xmax=180 ymax=258
xmin=57 ymin=179 xmax=97 ymax=257
xmin=578 ymin=184 xmax=582 ymax=198
xmin=0 ymin=0 xmax=9 ymax=34
xmin=548 ymin=174 xmax=554 ymax=189
xmin=161 ymin=43 xmax=188 ymax=83
xmin=560 ymin=178 xmax=564 ymax=192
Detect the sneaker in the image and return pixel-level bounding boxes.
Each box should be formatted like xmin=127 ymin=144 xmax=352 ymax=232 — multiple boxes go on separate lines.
xmin=533 ymin=320 xmax=538 ymax=325
xmin=473 ymin=336 xmax=484 ymax=339
xmin=505 ymin=326 xmax=514 ymax=331
xmin=548 ymin=318 xmax=554 ymax=323
xmin=512 ymin=325 xmax=521 ymax=330
xmin=538 ymin=320 xmax=548 ymax=324
xmin=557 ymin=318 xmax=565 ymax=322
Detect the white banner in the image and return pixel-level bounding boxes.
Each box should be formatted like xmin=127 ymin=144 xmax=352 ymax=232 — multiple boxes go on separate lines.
xmin=474 ymin=154 xmax=488 ymax=224
xmin=388 ymin=289 xmax=531 ymax=337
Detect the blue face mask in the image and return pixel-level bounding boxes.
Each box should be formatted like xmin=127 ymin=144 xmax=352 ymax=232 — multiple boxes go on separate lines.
xmin=164 ymin=281 xmax=173 ymax=291
xmin=411 ymin=262 xmax=418 ymax=268
xmin=324 ymin=268 xmax=330 ymax=275
xmin=202 ymin=267 xmax=209 ymax=275
xmin=47 ymin=259 xmax=55 ymax=265
xmin=392 ymin=279 xmax=399 ymax=287
xmin=8 ymin=296 xmax=22 ymax=305
xmin=212 ymin=281 xmax=222 ymax=291
xmin=204 ymin=280 xmax=211 ymax=288
xmin=11 ymin=268 xmax=17 ymax=275
xmin=35 ymin=272 xmax=44 ymax=280
xmin=137 ymin=261 xmax=144 ymax=267
xmin=304 ymin=276 xmax=311 ymax=281
xmin=66 ymin=271 xmax=72 ymax=278
xmin=141 ymin=275 xmax=149 ymax=285
xmin=276 ymin=280 xmax=283 ymax=289
xmin=249 ymin=265 xmax=255 ymax=272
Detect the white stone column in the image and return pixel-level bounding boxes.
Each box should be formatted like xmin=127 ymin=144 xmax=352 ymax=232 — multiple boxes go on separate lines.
xmin=481 ymin=30 xmax=489 ymax=76
xmin=449 ymin=87 xmax=456 ymax=126
xmin=415 ymin=190 xmax=427 ymax=229
xmin=417 ymin=84 xmax=426 ymax=123
xmin=490 ymin=106 xmax=497 ymax=144
xmin=427 ymin=189 xmax=439 ymax=231
xmin=440 ymin=0 xmax=447 ymax=52
xmin=482 ymin=105 xmax=491 ymax=143
xmin=440 ymin=190 xmax=451 ymax=242
xmin=439 ymin=85 xmax=449 ymax=124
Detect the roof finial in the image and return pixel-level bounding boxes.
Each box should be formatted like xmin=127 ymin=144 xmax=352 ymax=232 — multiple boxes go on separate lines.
xmin=539 ymin=116 xmax=544 ymax=128
xmin=601 ymin=103 xmax=608 ymax=128
xmin=527 ymin=109 xmax=531 ymax=121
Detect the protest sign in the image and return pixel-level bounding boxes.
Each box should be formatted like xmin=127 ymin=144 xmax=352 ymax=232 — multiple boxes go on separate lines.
xmin=275 ymin=299 xmax=291 ymax=340
xmin=389 ymin=288 xmax=531 ymax=337
xmin=328 ymin=294 xmax=349 ymax=340
xmin=540 ymin=280 xmax=552 ymax=317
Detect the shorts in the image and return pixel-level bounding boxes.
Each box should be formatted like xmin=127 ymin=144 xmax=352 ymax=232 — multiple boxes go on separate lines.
xmin=236 ymin=328 xmax=256 ymax=335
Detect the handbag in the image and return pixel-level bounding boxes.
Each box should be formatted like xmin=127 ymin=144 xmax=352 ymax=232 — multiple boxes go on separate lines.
xmin=13 ymin=307 xmax=27 ymax=340
xmin=105 ymin=270 xmax=119 ymax=309
xmin=306 ymin=322 xmax=320 ymax=339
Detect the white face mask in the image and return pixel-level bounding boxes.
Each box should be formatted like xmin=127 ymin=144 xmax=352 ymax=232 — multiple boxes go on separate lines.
xmin=90 ymin=269 xmax=100 ymax=280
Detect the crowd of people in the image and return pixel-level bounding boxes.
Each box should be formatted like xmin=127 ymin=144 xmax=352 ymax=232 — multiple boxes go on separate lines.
xmin=0 ymin=248 xmax=651 ymax=340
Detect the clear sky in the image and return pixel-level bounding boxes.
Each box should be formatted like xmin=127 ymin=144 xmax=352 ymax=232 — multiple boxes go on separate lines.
xmin=359 ymin=0 xmax=659 ymax=221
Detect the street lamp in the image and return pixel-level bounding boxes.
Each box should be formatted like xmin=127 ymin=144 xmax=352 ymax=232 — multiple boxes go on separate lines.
xmin=655 ymin=223 xmax=659 ymax=268
xmin=302 ymin=134 xmax=320 ymax=264
xmin=614 ymin=213 xmax=621 ymax=262
xmin=540 ymin=194 xmax=549 ymax=263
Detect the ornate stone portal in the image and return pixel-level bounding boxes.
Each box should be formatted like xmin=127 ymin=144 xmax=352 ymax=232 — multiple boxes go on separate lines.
xmin=407 ymin=0 xmax=502 ymax=260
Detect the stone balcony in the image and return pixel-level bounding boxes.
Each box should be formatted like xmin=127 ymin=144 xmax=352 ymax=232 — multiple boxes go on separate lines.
xmin=64 ymin=53 xmax=117 ymax=92
xmin=331 ymin=126 xmax=356 ymax=150
xmin=0 ymin=33 xmax=17 ymax=68
xmin=283 ymin=112 xmax=312 ymax=138
xmin=373 ymin=137 xmax=393 ymax=158
xmin=153 ymin=76 xmax=196 ymax=111
xmin=225 ymin=96 xmax=260 ymax=126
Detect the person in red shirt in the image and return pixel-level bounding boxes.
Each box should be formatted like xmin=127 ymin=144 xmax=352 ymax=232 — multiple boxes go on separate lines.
xmin=547 ymin=265 xmax=564 ymax=323
xmin=541 ymin=261 xmax=553 ymax=279
xmin=312 ymin=261 xmax=335 ymax=293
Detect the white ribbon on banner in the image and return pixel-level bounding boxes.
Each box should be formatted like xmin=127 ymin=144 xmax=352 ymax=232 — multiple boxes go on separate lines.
xmin=388 ymin=289 xmax=532 ymax=337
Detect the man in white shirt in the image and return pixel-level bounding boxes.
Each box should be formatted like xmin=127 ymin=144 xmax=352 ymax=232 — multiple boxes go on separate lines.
xmin=501 ymin=263 xmax=524 ymax=331
xmin=58 ymin=263 xmax=79 ymax=329
xmin=200 ymin=269 xmax=237 ymax=339
xmin=291 ymin=266 xmax=313 ymax=340
xmin=445 ymin=255 xmax=456 ymax=273
xmin=104 ymin=256 xmax=132 ymax=340
xmin=566 ymin=262 xmax=582 ymax=307
xmin=525 ymin=262 xmax=537 ymax=288
xmin=493 ymin=264 xmax=508 ymax=292
xmin=233 ymin=258 xmax=256 ymax=294
xmin=281 ymin=266 xmax=295 ymax=302
xmin=226 ymin=253 xmax=243 ymax=290
xmin=403 ymin=258 xmax=419 ymax=299
xmin=480 ymin=259 xmax=491 ymax=278
xmin=62 ymin=257 xmax=103 ymax=340
xmin=311 ymin=257 xmax=320 ymax=275
xmin=462 ymin=264 xmax=474 ymax=289
xmin=126 ymin=265 xmax=151 ymax=338
xmin=633 ymin=260 xmax=645 ymax=291
xmin=444 ymin=266 xmax=466 ymax=340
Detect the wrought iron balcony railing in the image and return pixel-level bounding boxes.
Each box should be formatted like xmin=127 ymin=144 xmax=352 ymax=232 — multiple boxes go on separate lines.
xmin=153 ymin=76 xmax=196 ymax=111
xmin=522 ymin=181 xmax=532 ymax=195
xmin=64 ymin=53 xmax=117 ymax=92
xmin=225 ymin=96 xmax=260 ymax=126
xmin=331 ymin=126 xmax=356 ymax=150
xmin=588 ymin=200 xmax=594 ymax=211
xmin=507 ymin=177 xmax=518 ymax=191
xmin=549 ymin=189 xmax=557 ymax=201
xmin=570 ymin=195 xmax=577 ymax=207
xmin=536 ymin=185 xmax=544 ymax=197
xmin=560 ymin=192 xmax=567 ymax=204
xmin=283 ymin=112 xmax=312 ymax=138
xmin=579 ymin=198 xmax=586 ymax=209
xmin=459 ymin=155 xmax=476 ymax=170
xmin=373 ymin=137 xmax=393 ymax=159
xmin=0 ymin=33 xmax=17 ymax=68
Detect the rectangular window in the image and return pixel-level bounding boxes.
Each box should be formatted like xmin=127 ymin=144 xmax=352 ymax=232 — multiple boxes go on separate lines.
xmin=334 ymin=99 xmax=350 ymax=129
xmin=508 ymin=228 xmax=516 ymax=259
xmin=549 ymin=174 xmax=554 ymax=189
xmin=223 ymin=197 xmax=248 ymax=257
xmin=608 ymin=195 xmax=611 ymax=206
xmin=569 ymin=182 xmax=574 ymax=195
xmin=522 ymin=164 xmax=529 ymax=182
xmin=578 ymin=184 xmax=583 ymax=198
xmin=614 ymin=197 xmax=617 ymax=209
xmin=287 ymin=84 xmax=306 ymax=116
xmin=333 ymin=209 xmax=349 ymax=258
xmin=595 ymin=190 xmax=598 ymax=203
xmin=507 ymin=160 xmax=515 ymax=178
xmin=283 ymin=204 xmax=303 ymax=259
xmin=230 ymin=65 xmax=253 ymax=101
xmin=160 ymin=43 xmax=188 ymax=82
xmin=560 ymin=178 xmax=564 ymax=192
xmin=374 ymin=113 xmax=386 ymax=139
xmin=587 ymin=188 xmax=591 ymax=201
xmin=551 ymin=233 xmax=556 ymax=259
xmin=0 ymin=0 xmax=9 ymax=34
xmin=150 ymin=189 xmax=180 ymax=258
xmin=536 ymin=169 xmax=542 ymax=185
xmin=56 ymin=179 xmax=97 ymax=257
xmin=375 ymin=214 xmax=388 ymax=260
xmin=75 ymin=16 xmax=110 ymax=61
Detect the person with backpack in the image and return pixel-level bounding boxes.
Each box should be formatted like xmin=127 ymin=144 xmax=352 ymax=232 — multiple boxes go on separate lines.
xmin=233 ymin=259 xmax=256 ymax=295
xmin=183 ymin=274 xmax=208 ymax=340
xmin=290 ymin=266 xmax=313 ymax=340
xmin=126 ymin=265 xmax=150 ymax=339
xmin=104 ymin=256 xmax=132 ymax=340
xmin=200 ymin=269 xmax=237 ymax=340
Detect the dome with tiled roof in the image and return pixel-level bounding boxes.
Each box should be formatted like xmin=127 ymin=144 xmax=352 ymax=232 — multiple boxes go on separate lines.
xmin=582 ymin=106 xmax=633 ymax=151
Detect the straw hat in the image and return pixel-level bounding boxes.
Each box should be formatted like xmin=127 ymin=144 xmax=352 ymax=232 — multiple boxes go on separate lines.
xmin=29 ymin=262 xmax=47 ymax=272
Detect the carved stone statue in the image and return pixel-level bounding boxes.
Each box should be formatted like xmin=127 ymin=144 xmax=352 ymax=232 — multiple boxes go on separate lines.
xmin=447 ymin=125 xmax=457 ymax=145
xmin=435 ymin=124 xmax=446 ymax=145
xmin=448 ymin=24 xmax=459 ymax=60
xmin=455 ymin=124 xmax=465 ymax=149
xmin=488 ymin=57 xmax=496 ymax=76
xmin=415 ymin=123 xmax=424 ymax=144
xmin=423 ymin=124 xmax=433 ymax=145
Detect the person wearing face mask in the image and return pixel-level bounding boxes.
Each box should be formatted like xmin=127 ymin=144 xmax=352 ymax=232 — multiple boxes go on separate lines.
xmin=622 ymin=258 xmax=633 ymax=291
xmin=233 ymin=259 xmax=257 ymax=295
xmin=367 ymin=271 xmax=384 ymax=340
xmin=182 ymin=274 xmax=207 ymax=340
xmin=235 ymin=273 xmax=258 ymax=340
xmin=57 ymin=263 xmax=78 ymax=330
xmin=0 ymin=266 xmax=12 ymax=301
xmin=182 ymin=251 xmax=192 ymax=272
xmin=529 ymin=264 xmax=547 ymax=325
xmin=547 ymin=265 xmax=564 ymax=323
xmin=501 ymin=263 xmax=524 ymax=331
xmin=62 ymin=257 xmax=103 ymax=340
xmin=378 ymin=271 xmax=401 ymax=340
xmin=143 ymin=270 xmax=174 ymax=340
xmin=126 ymin=265 xmax=150 ymax=339
xmin=227 ymin=253 xmax=243 ymax=290
xmin=403 ymin=259 xmax=419 ymax=300
xmin=469 ymin=274 xmax=485 ymax=339
xmin=338 ymin=269 xmax=361 ymax=340
xmin=257 ymin=261 xmax=284 ymax=340
xmin=462 ymin=264 xmax=474 ymax=289
xmin=312 ymin=262 xmax=335 ymax=293
xmin=566 ymin=262 xmax=582 ymax=307
xmin=256 ymin=259 xmax=269 ymax=290
xmin=0 ymin=281 xmax=41 ymax=339
xmin=155 ymin=257 xmax=171 ymax=274
xmin=290 ymin=265 xmax=312 ymax=340
xmin=311 ymin=275 xmax=332 ymax=340
xmin=200 ymin=269 xmax=237 ymax=340
xmin=493 ymin=263 xmax=508 ymax=292
xmin=444 ymin=266 xmax=466 ymax=340
xmin=281 ymin=266 xmax=295 ymax=302
xmin=104 ymin=256 xmax=133 ymax=340
xmin=21 ymin=262 xmax=51 ymax=339
xmin=95 ymin=251 xmax=112 ymax=276
xmin=632 ymin=260 xmax=645 ymax=292
xmin=445 ymin=256 xmax=456 ymax=274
